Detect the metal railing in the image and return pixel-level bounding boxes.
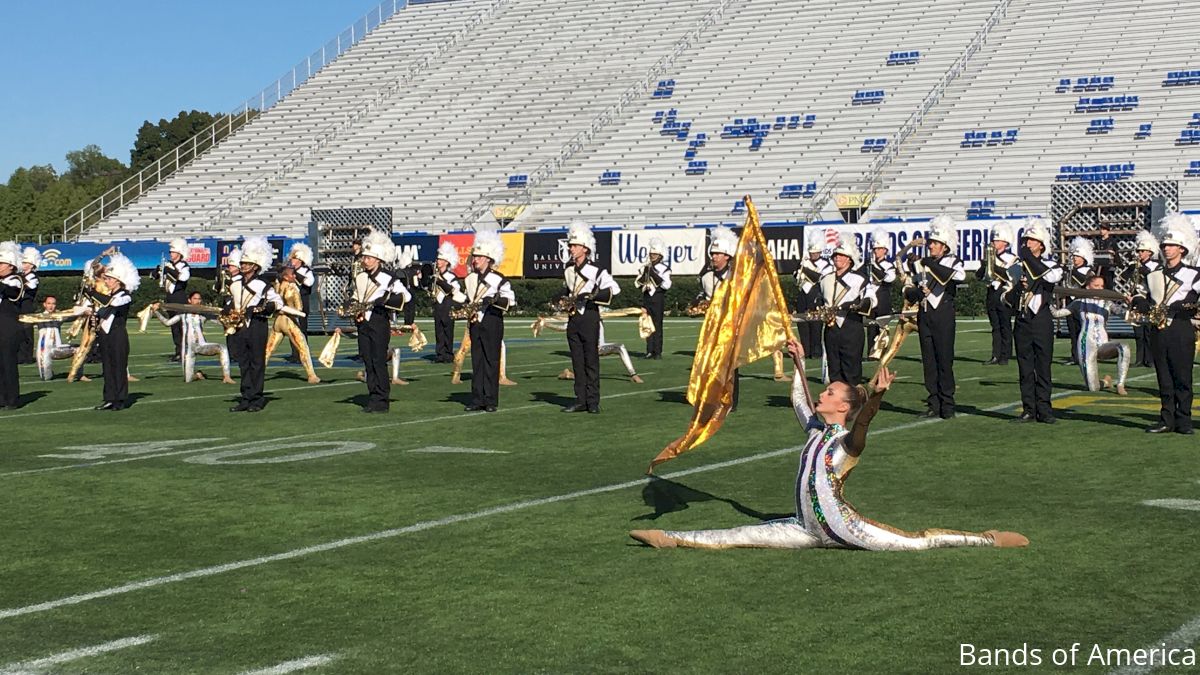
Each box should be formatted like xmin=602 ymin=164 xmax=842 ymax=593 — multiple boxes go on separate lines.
xmin=200 ymin=0 xmax=513 ymax=233
xmin=63 ymin=0 xmax=416 ymax=241
xmin=804 ymin=0 xmax=1013 ymax=222
xmin=462 ymin=0 xmax=738 ymax=230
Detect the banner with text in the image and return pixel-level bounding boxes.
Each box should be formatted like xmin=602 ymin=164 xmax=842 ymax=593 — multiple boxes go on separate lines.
xmin=804 ymin=220 xmax=1024 ymax=270
xmin=522 ymin=230 xmax=612 ymax=278
xmin=610 ymin=228 xmax=707 ymax=276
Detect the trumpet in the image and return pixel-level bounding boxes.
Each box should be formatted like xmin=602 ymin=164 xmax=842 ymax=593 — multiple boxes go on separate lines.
xmin=685 ymin=297 xmax=710 ymax=317
xmin=450 ymin=301 xmax=483 ymax=321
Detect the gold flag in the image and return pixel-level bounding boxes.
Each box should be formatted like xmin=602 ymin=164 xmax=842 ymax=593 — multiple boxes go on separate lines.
xmin=648 ymin=196 xmax=795 ymax=472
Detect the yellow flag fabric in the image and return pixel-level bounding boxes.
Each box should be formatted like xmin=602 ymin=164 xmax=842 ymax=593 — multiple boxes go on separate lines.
xmin=648 ymin=197 xmax=795 ymax=472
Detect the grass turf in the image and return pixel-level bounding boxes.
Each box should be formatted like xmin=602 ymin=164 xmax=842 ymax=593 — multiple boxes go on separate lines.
xmin=0 ymin=318 xmax=1197 ymax=673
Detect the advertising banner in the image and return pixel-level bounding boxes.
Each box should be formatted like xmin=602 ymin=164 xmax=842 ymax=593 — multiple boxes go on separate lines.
xmin=523 ymin=230 xmax=612 ymax=278
xmin=610 ymin=228 xmax=707 ymax=276
xmin=392 ymin=235 xmax=440 ymax=266
xmin=805 ymin=220 xmax=1017 ymax=269
xmin=36 ymin=239 xmax=220 ymax=272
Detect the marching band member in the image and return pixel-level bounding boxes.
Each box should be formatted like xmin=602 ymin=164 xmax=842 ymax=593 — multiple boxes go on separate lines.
xmin=794 ymin=235 xmax=830 ymax=359
xmin=265 ymin=264 xmax=321 ymax=384
xmin=28 ymin=295 xmax=78 ymax=381
xmin=1144 ymin=215 xmax=1200 ymax=435
xmin=975 ymin=223 xmax=1018 ymax=365
xmin=819 ymin=233 xmax=873 ymax=385
xmin=66 ymin=249 xmax=112 ymax=383
xmin=0 ymin=242 xmax=25 ymax=409
xmin=431 ymin=241 xmax=463 ymax=363
xmin=78 ymin=252 xmax=139 ymax=411
xmin=560 ymin=221 xmax=620 ymax=414
xmin=1120 ymin=231 xmax=1161 ymax=367
xmin=864 ymin=229 xmax=896 ymax=361
xmin=637 ymin=237 xmax=672 ymax=359
xmin=17 ymin=247 xmax=40 ymax=364
xmin=699 ymin=226 xmax=740 ymax=409
xmin=1010 ymin=218 xmax=1062 ymax=424
xmin=152 ymin=291 xmax=234 ymax=384
xmin=226 ymin=237 xmax=283 ymax=413
xmin=221 ymin=247 xmax=244 ymax=364
xmin=285 ymin=243 xmax=316 ymax=363
xmin=1052 ymin=273 xmax=1129 ymax=395
xmin=912 ymin=216 xmax=965 ymax=419
xmin=1064 ymin=236 xmax=1095 ymax=366
xmin=629 ymin=339 xmax=1028 ymax=551
xmin=154 ymin=238 xmax=192 ymax=361
xmin=460 ymin=229 xmax=515 ymax=412
xmin=349 ymin=232 xmax=408 ymax=414
xmin=543 ymin=316 xmax=645 ymax=384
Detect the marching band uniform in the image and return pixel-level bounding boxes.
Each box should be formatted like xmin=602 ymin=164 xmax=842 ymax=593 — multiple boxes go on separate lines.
xmin=631 ymin=357 xmax=1027 ymax=552
xmin=153 ymin=306 xmax=233 ymax=384
xmin=975 ymin=224 xmax=1018 ymax=365
xmin=561 ymin=222 xmax=619 ymax=414
xmin=0 ymin=242 xmax=25 ymax=409
xmin=155 ymin=238 xmax=192 ymax=360
xmin=819 ymin=234 xmax=873 ymax=385
xmin=864 ymin=229 xmax=895 ymax=360
xmin=699 ymin=227 xmax=740 ymax=409
xmin=638 ymin=237 xmax=672 ymax=359
xmin=1010 ymin=219 xmax=1063 ymax=424
xmin=221 ymin=248 xmax=244 ymax=364
xmin=1121 ymin=232 xmax=1162 ymax=367
xmin=1054 ymin=296 xmax=1129 ymax=394
xmin=912 ymin=217 xmax=965 ymax=418
xmin=286 ymin=243 xmax=316 ymax=363
xmin=265 ymin=269 xmax=321 ymax=384
xmin=85 ymin=253 xmax=139 ymax=411
xmin=432 ymin=242 xmax=463 ymax=363
xmin=461 ymin=230 xmax=515 ymax=412
xmin=1064 ymin=239 xmax=1095 ymax=366
xmin=1145 ymin=216 xmax=1200 ymax=435
xmin=17 ymin=247 xmax=40 ymax=364
xmin=352 ymin=233 xmax=409 ymax=413
xmin=227 ymin=237 xmax=284 ymax=413
xmin=794 ymin=238 xmax=831 ymax=359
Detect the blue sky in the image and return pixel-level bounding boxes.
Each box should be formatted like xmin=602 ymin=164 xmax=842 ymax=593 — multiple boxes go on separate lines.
xmin=0 ymin=0 xmax=381 ymax=178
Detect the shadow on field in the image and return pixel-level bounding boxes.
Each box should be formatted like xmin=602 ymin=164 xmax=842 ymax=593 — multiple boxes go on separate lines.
xmin=657 ymin=390 xmax=689 ymax=404
xmin=672 ymin=350 xmax=695 ymax=358
xmin=955 ymin=403 xmax=1015 ymax=421
xmin=1056 ymin=409 xmax=1147 ymax=429
xmin=879 ymin=400 xmax=925 ymax=416
xmin=124 ymin=392 xmax=152 ymax=408
xmin=18 ymin=390 xmax=50 ymax=406
xmin=633 ymin=477 xmax=790 ymax=522
xmin=443 ymin=391 xmax=473 ymax=406
xmin=530 ymin=391 xmax=574 ymax=407
xmin=338 ymin=393 xmax=372 ymax=408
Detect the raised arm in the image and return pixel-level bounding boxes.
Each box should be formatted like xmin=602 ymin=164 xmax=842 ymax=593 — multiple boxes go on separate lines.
xmin=845 ymin=368 xmax=895 ymax=457
xmin=786 ymin=338 xmax=817 ymax=428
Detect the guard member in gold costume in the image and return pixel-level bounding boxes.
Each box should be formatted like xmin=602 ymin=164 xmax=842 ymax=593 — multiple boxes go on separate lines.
xmin=265 ymin=264 xmax=321 ymax=383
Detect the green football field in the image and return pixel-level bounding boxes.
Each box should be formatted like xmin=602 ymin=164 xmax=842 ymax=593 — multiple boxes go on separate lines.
xmin=1 ymin=318 xmax=1198 ymax=674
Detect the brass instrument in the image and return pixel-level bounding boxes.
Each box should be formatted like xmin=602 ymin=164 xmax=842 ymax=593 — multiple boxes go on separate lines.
xmin=450 ymin=301 xmax=483 ymax=321
xmin=792 ymin=306 xmax=838 ymax=327
xmin=18 ymin=309 xmax=80 ymax=325
xmin=337 ymin=299 xmax=372 ymax=320
xmin=551 ymin=294 xmax=579 ymax=316
xmin=894 ymin=237 xmax=926 ymax=287
xmin=685 ymin=297 xmax=710 ymax=317
xmin=1127 ymin=303 xmax=1198 ymax=329
xmin=218 ymin=308 xmax=246 ymax=334
xmin=876 ymin=317 xmax=918 ymax=371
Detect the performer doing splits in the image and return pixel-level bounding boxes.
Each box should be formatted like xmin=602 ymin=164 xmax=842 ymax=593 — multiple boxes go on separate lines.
xmin=226 ymin=237 xmax=283 ymax=413
xmin=1010 ymin=219 xmax=1062 ymax=424
xmin=78 ymin=252 xmax=139 ymax=411
xmin=637 ymin=237 xmax=671 ymax=359
xmin=0 ymin=242 xmax=26 ymax=409
xmin=349 ymin=232 xmax=409 ymax=414
xmin=152 ymin=291 xmax=234 ymax=384
xmin=818 ymin=233 xmax=873 ymax=385
xmin=629 ymin=339 xmax=1028 ymax=551
xmin=460 ymin=229 xmax=515 ymax=412
xmin=560 ymin=221 xmax=620 ymax=414
xmin=431 ymin=241 xmax=463 ymax=363
xmin=265 ymin=264 xmax=321 ymax=384
xmin=1052 ymin=270 xmax=1129 ymax=395
xmin=975 ymin=223 xmax=1017 ymax=365
xmin=910 ymin=216 xmax=965 ymax=419
xmin=1144 ymin=215 xmax=1200 ymax=435
xmin=154 ymin=238 xmax=191 ymax=361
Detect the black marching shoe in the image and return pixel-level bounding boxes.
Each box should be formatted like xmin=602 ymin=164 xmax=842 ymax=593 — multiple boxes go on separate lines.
xmin=561 ymin=403 xmax=588 ymax=413
xmin=1177 ymin=428 xmax=1195 ymax=435
xmin=940 ymin=411 xmax=956 ymax=420
xmin=362 ymin=405 xmax=387 ymax=414
xmin=229 ymin=402 xmax=251 ymax=412
xmin=1012 ymin=412 xmax=1036 ymax=423
xmin=983 ymin=358 xmax=999 ymax=366
xmin=94 ymin=402 xmax=114 ymax=411
xmin=484 ymin=406 xmax=497 ymax=413
xmin=1145 ymin=425 xmax=1173 ymax=434
xmin=463 ymin=404 xmax=485 ymax=412
xmin=587 ymin=406 xmax=600 ymax=414
xmin=919 ymin=409 xmax=939 ymax=419
xmin=246 ymin=405 xmax=264 ymax=413
xmin=1037 ymin=416 xmax=1057 ymax=425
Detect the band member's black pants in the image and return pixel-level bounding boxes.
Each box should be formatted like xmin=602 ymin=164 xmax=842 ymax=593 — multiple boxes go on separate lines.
xmin=166 ymin=289 xmax=187 ymax=357
xmin=1066 ymin=312 xmax=1082 ymax=363
xmin=470 ymin=309 xmax=505 ymax=408
xmin=0 ymin=313 xmax=21 ymax=407
xmin=100 ymin=326 xmax=129 ymax=407
xmin=568 ymin=310 xmax=601 ymax=409
xmin=918 ymin=301 xmax=957 ymax=416
xmin=824 ymin=315 xmax=864 ymax=385
xmin=1133 ymin=325 xmax=1152 ymax=366
xmin=1015 ymin=309 xmax=1055 ymax=420
xmin=232 ymin=317 xmax=269 ymax=408
xmin=17 ymin=326 xmax=34 ymax=364
xmin=1149 ymin=319 xmax=1196 ymax=432
xmin=357 ymin=311 xmax=392 ymax=411
xmin=865 ymin=286 xmax=892 ymax=358
xmin=434 ymin=301 xmax=455 ymax=362
xmin=643 ymin=291 xmax=665 ymax=358
xmin=798 ymin=288 xmax=824 ymax=358
xmin=985 ymin=287 xmax=1013 ymax=362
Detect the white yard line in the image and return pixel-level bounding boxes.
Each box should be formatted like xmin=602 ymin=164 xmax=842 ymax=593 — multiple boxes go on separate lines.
xmin=1109 ymin=616 xmax=1200 ymax=675
xmin=0 ymin=635 xmax=157 ymax=674
xmin=408 ymin=447 xmax=510 ymax=454
xmin=238 ymin=654 xmax=339 ymax=675
xmin=0 ymin=388 xmax=1079 ymax=621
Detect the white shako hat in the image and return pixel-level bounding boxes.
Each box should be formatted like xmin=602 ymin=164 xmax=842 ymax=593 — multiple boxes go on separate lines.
xmin=990 ymin=222 xmax=1015 ymax=245
xmin=105 ymin=253 xmax=141 ymax=291
xmin=359 ymin=231 xmax=395 ymax=264
xmin=1021 ymin=217 xmax=1054 ymax=255
xmin=870 ymin=228 xmax=890 ymax=251
xmin=288 ymin=242 xmax=314 ymax=266
xmin=472 ymin=228 xmax=505 ymax=265
xmin=168 ymin=238 xmax=188 ymax=256
xmin=927 ymin=214 xmax=957 ymax=253
xmin=0 ymin=241 xmax=21 ymax=267
xmin=648 ymin=237 xmax=666 ymax=257
xmin=1069 ymin=236 xmax=1095 ymax=266
xmin=21 ymin=246 xmax=43 ymax=268
xmin=708 ymin=226 xmax=738 ymax=257
xmin=240 ymin=236 xmax=275 ymax=269
xmin=436 ymin=241 xmax=459 ymax=267
xmin=1157 ymin=213 xmax=1198 ymax=256
xmin=1134 ymin=230 xmax=1159 ymax=254
xmin=831 ymin=232 xmax=862 ymax=267
xmin=566 ymin=220 xmax=596 ymax=254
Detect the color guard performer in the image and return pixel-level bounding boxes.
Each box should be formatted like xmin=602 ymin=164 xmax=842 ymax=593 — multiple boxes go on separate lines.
xmin=285 ymin=243 xmax=316 ymax=363
xmin=911 ymin=217 xmax=965 ymax=419
xmin=1064 ymin=236 xmax=1095 ymax=366
xmin=1010 ymin=219 xmax=1062 ymax=424
xmin=154 ymin=238 xmax=192 ymax=361
xmin=27 ymin=295 xmax=78 ymax=381
xmin=560 ymin=222 xmax=620 ymax=414
xmin=1052 ymin=272 xmax=1129 ymax=395
xmin=460 ymin=229 xmax=515 ymax=412
xmin=542 ymin=316 xmax=645 ymax=384
xmin=818 ymin=233 xmax=873 ymax=385
xmin=696 ymin=227 xmax=740 ymax=408
xmin=431 ymin=241 xmax=463 ymax=363
xmin=78 ymin=252 xmax=139 ymax=411
xmin=1120 ymin=231 xmax=1161 ymax=367
xmin=637 ymin=237 xmax=672 ymax=359
xmin=0 ymin=242 xmax=25 ymax=409
xmin=629 ymin=339 xmax=1028 ymax=551
xmin=265 ymin=264 xmax=321 ymax=384
xmin=794 ymin=235 xmax=830 ymax=359
xmin=1144 ymin=215 xmax=1200 ymax=435
xmin=17 ymin=247 xmax=40 ymax=364
xmin=864 ymin=229 xmax=895 ymax=360
xmin=226 ymin=237 xmax=283 ymax=413
xmin=152 ymin=291 xmax=234 ymax=384
xmin=975 ymin=223 xmax=1018 ymax=365
xmin=348 ymin=232 xmax=409 ymax=414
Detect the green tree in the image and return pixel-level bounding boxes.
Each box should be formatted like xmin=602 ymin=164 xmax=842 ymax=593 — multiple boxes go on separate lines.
xmin=64 ymin=144 xmax=127 ymax=186
xmin=130 ymin=110 xmax=218 ymax=171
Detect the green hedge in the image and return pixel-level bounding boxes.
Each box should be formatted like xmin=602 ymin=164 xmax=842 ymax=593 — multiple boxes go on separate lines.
xmin=34 ymin=274 xmax=990 ymax=318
